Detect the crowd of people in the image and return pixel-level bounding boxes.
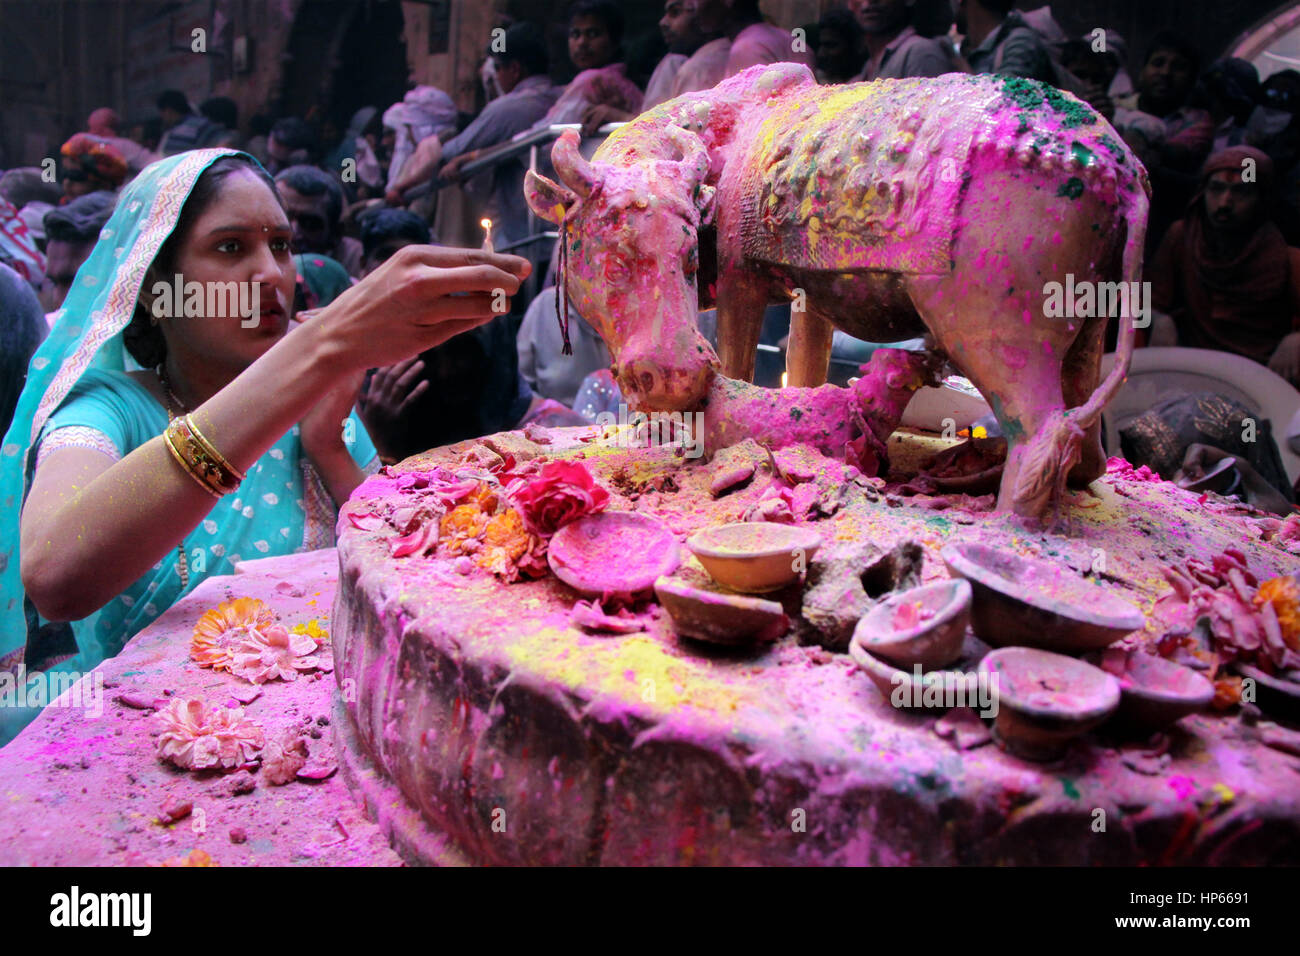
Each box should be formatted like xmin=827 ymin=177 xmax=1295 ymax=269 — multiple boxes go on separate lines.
xmin=1 ymin=0 xmax=1299 ymax=742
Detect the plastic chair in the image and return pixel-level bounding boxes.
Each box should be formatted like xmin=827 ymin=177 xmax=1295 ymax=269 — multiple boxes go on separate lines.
xmin=1100 ymin=346 xmax=1300 ymax=486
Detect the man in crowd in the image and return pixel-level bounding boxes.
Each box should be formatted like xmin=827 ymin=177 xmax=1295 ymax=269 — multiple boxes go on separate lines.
xmin=954 ymin=0 xmax=1052 ymax=83
xmin=155 ymin=90 xmax=223 ymax=155
xmin=813 ymin=8 xmax=864 ymax=84
xmin=199 ymin=97 xmax=242 ymax=149
xmin=274 ymin=165 xmax=364 ymax=278
xmin=850 ymin=0 xmax=952 ymax=82
xmin=1114 ymin=32 xmax=1214 ymax=251
xmin=1114 ymin=32 xmax=1213 ymax=170
xmin=358 ymin=207 xmax=432 ymax=278
xmin=264 ymin=117 xmax=317 ymax=174
xmin=1060 ymin=36 xmax=1120 ymax=121
xmin=659 ymin=1 xmax=732 ymax=103
xmin=1148 ymin=146 xmax=1300 ymax=386
xmin=40 ymin=191 xmax=116 ymax=314
xmin=722 ymin=0 xmax=814 ymax=76
xmin=387 ymin=23 xmax=559 ymax=248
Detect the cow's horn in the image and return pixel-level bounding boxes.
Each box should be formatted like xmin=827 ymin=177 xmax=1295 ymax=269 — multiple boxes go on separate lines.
xmin=664 ymin=124 xmax=709 ymax=186
xmin=552 ymin=129 xmax=596 ymax=199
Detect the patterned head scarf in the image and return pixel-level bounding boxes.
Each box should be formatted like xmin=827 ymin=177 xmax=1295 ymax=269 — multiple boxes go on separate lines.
xmin=0 ymin=149 xmax=246 ymax=680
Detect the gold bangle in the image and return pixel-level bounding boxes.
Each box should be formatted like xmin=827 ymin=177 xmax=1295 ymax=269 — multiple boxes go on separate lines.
xmin=184 ymin=414 xmax=246 ymax=483
xmin=163 ymin=424 xmax=223 ymax=498
xmin=165 ymin=417 xmax=241 ymax=496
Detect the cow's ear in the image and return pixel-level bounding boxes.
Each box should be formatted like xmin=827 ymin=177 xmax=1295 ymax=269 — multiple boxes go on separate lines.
xmin=524 ymin=169 xmax=577 ymax=225
xmin=696 ymin=184 xmax=717 ymax=227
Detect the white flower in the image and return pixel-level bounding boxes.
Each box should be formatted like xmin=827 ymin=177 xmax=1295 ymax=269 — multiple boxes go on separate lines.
xmin=154 ymin=698 xmax=264 ymax=770
xmin=229 ymin=625 xmax=321 ymax=684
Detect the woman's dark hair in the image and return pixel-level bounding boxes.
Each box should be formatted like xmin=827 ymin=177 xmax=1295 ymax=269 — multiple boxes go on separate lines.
xmin=124 ymin=155 xmax=281 ymax=369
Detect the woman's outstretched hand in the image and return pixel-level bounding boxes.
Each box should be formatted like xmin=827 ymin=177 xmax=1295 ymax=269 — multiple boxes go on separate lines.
xmin=306 ymin=245 xmax=530 ymax=373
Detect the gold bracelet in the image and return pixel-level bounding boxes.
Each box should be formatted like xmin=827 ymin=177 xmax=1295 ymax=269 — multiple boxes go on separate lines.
xmin=165 ymin=417 xmax=242 ymax=496
xmin=183 ymin=414 xmax=246 ymax=483
xmin=163 ymin=424 xmax=224 ymax=498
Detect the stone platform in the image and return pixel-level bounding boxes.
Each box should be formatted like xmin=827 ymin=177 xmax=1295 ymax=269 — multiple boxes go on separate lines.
xmin=331 ymin=427 xmax=1300 ymax=866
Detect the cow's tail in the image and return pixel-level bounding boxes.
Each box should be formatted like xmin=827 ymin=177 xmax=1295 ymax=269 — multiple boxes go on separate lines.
xmin=1010 ymin=181 xmax=1149 ymax=518
xmin=1071 ymin=182 xmax=1149 ymax=430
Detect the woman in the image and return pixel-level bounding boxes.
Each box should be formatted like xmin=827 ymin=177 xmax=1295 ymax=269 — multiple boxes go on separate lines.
xmin=0 ymin=149 xmax=528 ymax=743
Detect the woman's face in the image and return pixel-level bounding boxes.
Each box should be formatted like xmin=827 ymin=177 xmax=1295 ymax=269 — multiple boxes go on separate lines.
xmin=158 ymin=170 xmax=296 ymax=373
xmin=569 ymin=15 xmax=615 ymax=71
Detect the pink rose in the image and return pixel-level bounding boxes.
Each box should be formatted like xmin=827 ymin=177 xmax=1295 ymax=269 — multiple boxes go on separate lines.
xmin=507 ymin=460 xmax=609 ymax=538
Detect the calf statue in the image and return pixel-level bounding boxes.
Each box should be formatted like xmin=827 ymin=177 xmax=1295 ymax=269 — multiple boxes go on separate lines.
xmin=525 ymin=64 xmax=1149 ymax=521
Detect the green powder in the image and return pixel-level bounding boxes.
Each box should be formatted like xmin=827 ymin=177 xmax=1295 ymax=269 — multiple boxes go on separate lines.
xmin=1057 ymin=177 xmax=1085 ymax=200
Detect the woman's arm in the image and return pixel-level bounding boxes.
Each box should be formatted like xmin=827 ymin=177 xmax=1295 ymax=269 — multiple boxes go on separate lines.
xmin=21 ymin=246 xmax=529 ymax=621
xmin=21 ymin=325 xmax=343 ymax=621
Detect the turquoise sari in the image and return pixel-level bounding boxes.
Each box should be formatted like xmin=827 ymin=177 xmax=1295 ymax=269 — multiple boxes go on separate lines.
xmin=0 ymin=150 xmax=376 ymax=744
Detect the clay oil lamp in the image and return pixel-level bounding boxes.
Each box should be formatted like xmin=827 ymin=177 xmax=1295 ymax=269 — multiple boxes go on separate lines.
xmin=1099 ymin=648 xmax=1215 ymax=733
xmin=548 ymin=512 xmax=681 ymax=598
xmin=978 ymin=647 xmax=1120 ymax=761
xmin=940 ymin=542 xmax=1144 ymax=653
xmin=852 ymin=579 xmax=971 ymax=671
xmin=685 ymin=522 xmax=821 ymax=593
xmin=654 ymin=576 xmax=789 ymax=646
xmin=849 ymin=629 xmax=989 ymax=713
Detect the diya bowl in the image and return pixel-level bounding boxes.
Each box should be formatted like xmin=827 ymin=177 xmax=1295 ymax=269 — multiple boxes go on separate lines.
xmin=978 ymin=647 xmax=1120 ymax=762
xmin=848 ymin=631 xmax=987 ymax=714
xmin=940 ymin=542 xmax=1144 ymax=653
xmin=548 ymin=511 xmax=681 ymax=598
xmin=852 ymin=579 xmax=972 ymax=671
xmin=685 ymin=522 xmax=821 ymax=594
xmin=654 ymin=576 xmax=789 ymax=647
xmin=1102 ymin=650 xmax=1215 ymax=732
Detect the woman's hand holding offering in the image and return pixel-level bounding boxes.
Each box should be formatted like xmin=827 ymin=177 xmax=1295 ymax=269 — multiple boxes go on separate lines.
xmin=307 ymin=245 xmax=530 ymax=374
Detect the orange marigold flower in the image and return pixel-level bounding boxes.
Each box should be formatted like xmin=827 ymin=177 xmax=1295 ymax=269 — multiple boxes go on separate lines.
xmin=158 ymin=849 xmax=219 ymax=867
xmin=476 ymin=508 xmax=533 ymax=577
xmin=441 ymin=501 xmax=490 ymax=554
xmin=1211 ymin=675 xmax=1243 ymax=711
xmin=1254 ymin=576 xmax=1300 ymax=650
xmin=191 ymin=597 xmax=275 ymax=670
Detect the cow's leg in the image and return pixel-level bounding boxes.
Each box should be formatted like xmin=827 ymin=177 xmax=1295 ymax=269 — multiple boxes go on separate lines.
xmin=1060 ymin=312 xmax=1108 ymax=486
xmin=715 ymin=266 xmax=769 ymax=383
xmin=786 ymin=308 xmax=834 ymax=388
xmin=908 ymin=276 xmax=1071 ymax=519
xmin=904 ymin=164 xmax=1122 ymax=521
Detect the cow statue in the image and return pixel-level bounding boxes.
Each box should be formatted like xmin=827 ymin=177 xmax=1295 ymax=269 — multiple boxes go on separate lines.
xmin=524 ymin=64 xmax=1149 ymax=521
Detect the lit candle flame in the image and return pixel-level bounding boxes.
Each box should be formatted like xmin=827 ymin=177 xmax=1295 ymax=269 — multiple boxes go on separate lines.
xmin=781 ymin=371 xmax=788 ymax=388
xmin=480 ymin=218 xmax=494 ymax=253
